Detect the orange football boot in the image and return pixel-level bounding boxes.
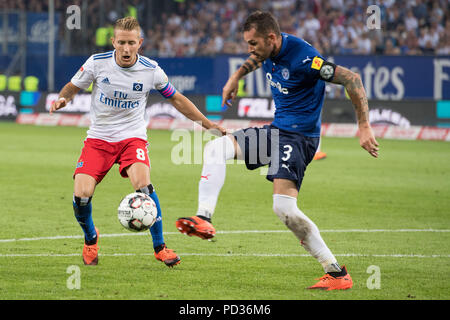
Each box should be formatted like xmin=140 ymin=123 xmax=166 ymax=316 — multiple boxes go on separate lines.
xmin=82 ymin=227 xmax=99 ymax=266
xmin=175 ymin=216 xmax=216 ymax=240
xmin=154 ymin=245 xmax=181 ymax=267
xmin=313 ymin=151 xmax=327 ymax=160
xmin=308 ymin=266 xmax=353 ymax=291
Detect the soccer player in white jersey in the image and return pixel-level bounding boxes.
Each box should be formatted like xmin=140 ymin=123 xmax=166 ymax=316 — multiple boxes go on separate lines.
xmin=50 ymin=17 xmax=226 ymax=267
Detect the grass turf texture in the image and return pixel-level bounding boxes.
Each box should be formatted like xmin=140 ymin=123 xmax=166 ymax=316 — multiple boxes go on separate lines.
xmin=0 ymin=122 xmax=449 ymax=300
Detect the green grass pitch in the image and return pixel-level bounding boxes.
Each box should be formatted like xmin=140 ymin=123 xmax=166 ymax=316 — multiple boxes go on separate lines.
xmin=0 ymin=122 xmax=449 ymax=300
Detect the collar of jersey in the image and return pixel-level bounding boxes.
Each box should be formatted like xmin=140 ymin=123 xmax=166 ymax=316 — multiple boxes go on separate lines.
xmin=271 ymin=32 xmax=288 ymax=61
xmin=113 ymin=50 xmax=139 ymax=69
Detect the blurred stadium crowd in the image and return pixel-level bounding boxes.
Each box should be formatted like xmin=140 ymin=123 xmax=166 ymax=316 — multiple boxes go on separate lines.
xmin=2 ymin=0 xmax=450 ymax=56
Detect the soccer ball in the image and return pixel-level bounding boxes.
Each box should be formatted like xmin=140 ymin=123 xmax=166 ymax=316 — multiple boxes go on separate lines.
xmin=118 ymin=192 xmax=157 ymax=232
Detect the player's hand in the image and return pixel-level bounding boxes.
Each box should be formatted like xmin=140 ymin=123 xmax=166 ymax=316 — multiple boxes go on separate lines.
xmin=359 ymin=126 xmax=379 ymax=158
xmin=222 ymin=77 xmax=239 ymax=108
xmin=49 ymin=97 xmax=67 ymax=114
xmin=209 ymin=123 xmax=227 ymax=136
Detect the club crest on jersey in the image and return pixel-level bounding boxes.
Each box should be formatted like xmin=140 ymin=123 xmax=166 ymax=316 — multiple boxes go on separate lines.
xmin=133 ymin=83 xmax=143 ymax=91
xmin=281 ymin=68 xmax=290 ymax=80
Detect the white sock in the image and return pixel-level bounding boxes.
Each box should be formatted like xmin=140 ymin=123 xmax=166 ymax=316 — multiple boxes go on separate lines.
xmin=272 ymin=194 xmax=341 ymax=273
xmin=196 ymin=135 xmax=235 ymax=220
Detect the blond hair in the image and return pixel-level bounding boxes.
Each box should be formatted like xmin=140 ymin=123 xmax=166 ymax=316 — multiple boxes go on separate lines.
xmin=114 ymin=16 xmax=141 ymax=33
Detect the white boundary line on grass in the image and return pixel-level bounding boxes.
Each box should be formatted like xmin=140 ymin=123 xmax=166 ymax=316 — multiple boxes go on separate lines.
xmin=0 ymin=252 xmax=449 ymax=258
xmin=0 ymin=228 xmax=449 ymax=243
xmin=0 ymin=229 xmax=450 ymax=258
xmin=1 ymin=228 xmax=449 ymax=258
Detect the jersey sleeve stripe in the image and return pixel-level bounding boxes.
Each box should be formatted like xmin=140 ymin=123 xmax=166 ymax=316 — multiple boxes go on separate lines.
xmin=139 ymin=58 xmax=156 ymax=68
xmin=139 ymin=60 xmax=153 ymax=68
xmin=139 ymin=57 xmax=155 ymax=66
xmin=158 ymin=83 xmax=176 ymax=98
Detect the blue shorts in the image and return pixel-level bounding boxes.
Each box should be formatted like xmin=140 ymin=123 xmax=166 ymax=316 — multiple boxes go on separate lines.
xmin=232 ymin=124 xmax=319 ymax=191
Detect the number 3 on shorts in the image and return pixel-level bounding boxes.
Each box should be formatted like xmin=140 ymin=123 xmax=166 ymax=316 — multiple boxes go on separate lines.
xmin=282 ymin=144 xmax=293 ymax=161
xmin=136 ymin=148 xmax=146 ymax=161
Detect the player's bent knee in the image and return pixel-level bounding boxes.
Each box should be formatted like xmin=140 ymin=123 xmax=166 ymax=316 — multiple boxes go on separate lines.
xmin=273 ymin=194 xmax=315 ymax=237
xmin=131 ymin=178 xmax=151 ymax=191
xmin=73 ymin=189 xmax=94 ymax=199
xmin=203 ymin=135 xmax=236 ymax=164
xmin=272 ymin=194 xmax=296 ymax=216
xmin=74 ymin=174 xmax=96 ymax=198
xmin=273 ymin=195 xmax=294 ymax=224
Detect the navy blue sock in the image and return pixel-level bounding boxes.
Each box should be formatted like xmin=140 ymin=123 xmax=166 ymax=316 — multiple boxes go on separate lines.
xmin=73 ymin=196 xmax=97 ymax=244
xmin=136 ymin=185 xmax=164 ymax=250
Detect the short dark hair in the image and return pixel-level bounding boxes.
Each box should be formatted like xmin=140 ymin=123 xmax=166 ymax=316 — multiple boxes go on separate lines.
xmin=243 ymin=11 xmax=281 ymax=37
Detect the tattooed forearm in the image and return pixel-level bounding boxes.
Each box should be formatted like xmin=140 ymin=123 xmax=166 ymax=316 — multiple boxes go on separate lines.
xmin=331 ymin=66 xmax=370 ymax=126
xmin=240 ymin=55 xmax=262 ymax=76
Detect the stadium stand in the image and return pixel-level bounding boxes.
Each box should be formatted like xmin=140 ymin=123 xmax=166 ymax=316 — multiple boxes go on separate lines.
xmin=1 ymin=0 xmax=449 ymax=57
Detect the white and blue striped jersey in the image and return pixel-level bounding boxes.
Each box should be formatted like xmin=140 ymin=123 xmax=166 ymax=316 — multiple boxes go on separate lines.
xmin=71 ymin=50 xmax=176 ymax=142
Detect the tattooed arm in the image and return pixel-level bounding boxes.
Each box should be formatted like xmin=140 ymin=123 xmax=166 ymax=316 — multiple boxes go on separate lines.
xmin=49 ymin=82 xmax=81 ymax=114
xmin=331 ymin=65 xmax=379 ymax=158
xmin=222 ymin=54 xmax=262 ymax=107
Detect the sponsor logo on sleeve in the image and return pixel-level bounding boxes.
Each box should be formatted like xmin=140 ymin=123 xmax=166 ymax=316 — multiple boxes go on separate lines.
xmin=74 ymin=66 xmax=85 ymax=79
xmin=311 ymin=57 xmax=324 ymax=70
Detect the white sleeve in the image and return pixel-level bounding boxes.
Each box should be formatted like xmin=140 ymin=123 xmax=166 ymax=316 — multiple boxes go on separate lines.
xmin=153 ymin=66 xmax=177 ymax=99
xmin=70 ymin=56 xmax=95 ymax=90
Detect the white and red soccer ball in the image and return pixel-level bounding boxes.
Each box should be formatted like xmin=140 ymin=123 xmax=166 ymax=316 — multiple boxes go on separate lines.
xmin=118 ymin=193 xmax=157 ymax=232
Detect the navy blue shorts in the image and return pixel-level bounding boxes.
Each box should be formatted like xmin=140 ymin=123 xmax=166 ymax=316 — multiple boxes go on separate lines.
xmin=232 ymin=124 xmax=319 ymax=191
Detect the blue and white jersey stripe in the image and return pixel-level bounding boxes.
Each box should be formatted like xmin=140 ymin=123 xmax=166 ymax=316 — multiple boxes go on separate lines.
xmin=138 ymin=57 xmax=156 ymax=68
xmin=93 ymin=51 xmax=113 ymax=60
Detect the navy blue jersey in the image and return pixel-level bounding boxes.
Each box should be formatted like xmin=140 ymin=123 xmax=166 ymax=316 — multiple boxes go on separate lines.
xmin=262 ymin=33 xmax=326 ymax=137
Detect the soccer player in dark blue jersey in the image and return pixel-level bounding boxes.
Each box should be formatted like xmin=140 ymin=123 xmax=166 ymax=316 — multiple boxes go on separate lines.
xmin=177 ymin=11 xmax=379 ymax=290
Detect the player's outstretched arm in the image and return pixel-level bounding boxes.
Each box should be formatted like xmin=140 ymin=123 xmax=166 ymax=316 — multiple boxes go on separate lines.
xmin=49 ymin=82 xmax=81 ymax=114
xmin=331 ymin=65 xmax=379 ymax=158
xmin=222 ymin=54 xmax=262 ymax=107
xmin=168 ymin=92 xmax=226 ymax=136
